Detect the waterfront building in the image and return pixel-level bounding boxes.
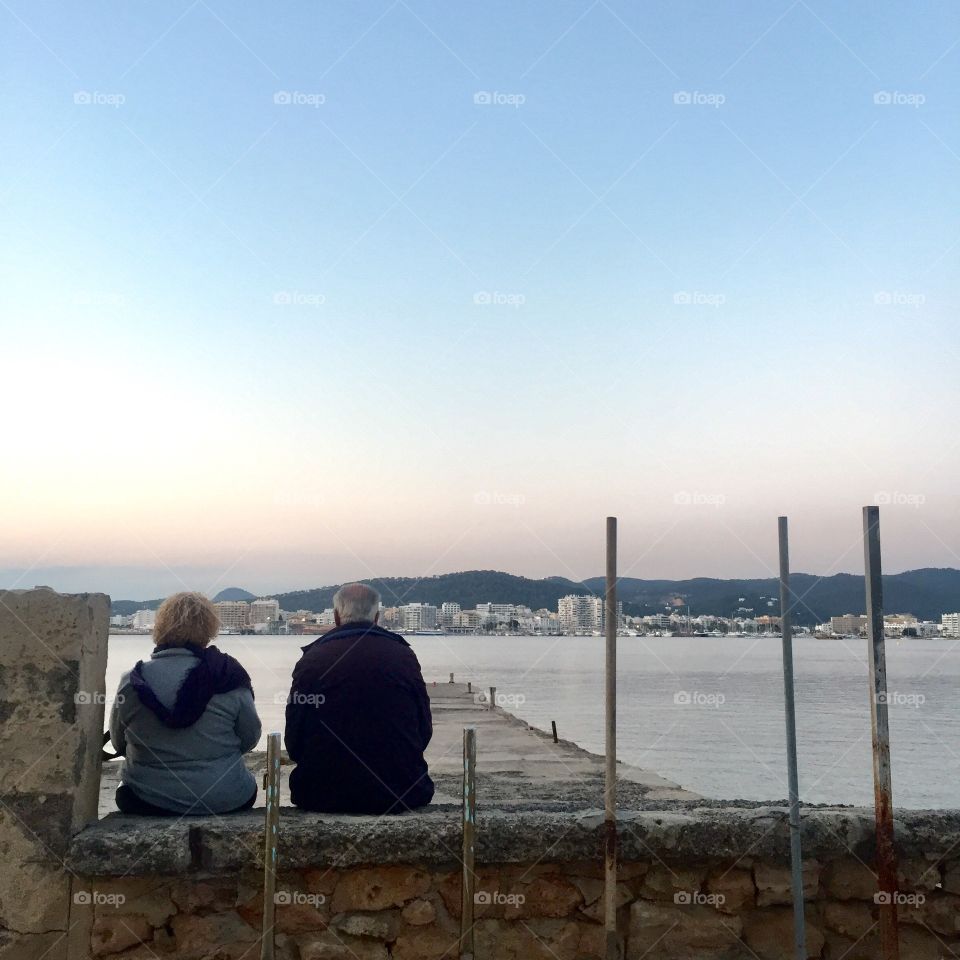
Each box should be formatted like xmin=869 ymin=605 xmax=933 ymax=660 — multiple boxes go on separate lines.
xmin=558 ymin=595 xmax=603 ymax=633
xmin=398 ymin=603 xmax=438 ymax=632
xmin=215 ymin=600 xmax=249 ymax=632
xmin=131 ymin=609 xmax=156 ymax=631
xmin=453 ymin=610 xmax=481 ymax=630
xmin=943 ymin=613 xmax=960 ymax=638
xmin=831 ymin=614 xmax=867 ymax=636
xmin=249 ymin=598 xmax=280 ymax=625
xmin=440 ymin=602 xmax=461 ymax=626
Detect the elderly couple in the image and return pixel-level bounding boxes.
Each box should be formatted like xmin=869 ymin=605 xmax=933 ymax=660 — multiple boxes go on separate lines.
xmin=108 ymin=583 xmax=434 ymax=816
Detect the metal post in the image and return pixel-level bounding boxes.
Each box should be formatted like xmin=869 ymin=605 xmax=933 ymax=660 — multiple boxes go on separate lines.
xmin=551 ymin=720 xmax=558 ymax=744
xmin=604 ymin=516 xmax=618 ymax=960
xmin=260 ymin=732 xmax=281 ymax=960
xmin=460 ymin=726 xmax=477 ymax=960
xmin=467 ymin=681 xmax=472 ymax=694
xmin=778 ymin=517 xmax=806 ymax=960
xmin=450 ymin=672 xmax=455 ymax=683
xmin=488 ymin=686 xmax=496 ymax=711
xmin=863 ymin=505 xmax=900 ymax=959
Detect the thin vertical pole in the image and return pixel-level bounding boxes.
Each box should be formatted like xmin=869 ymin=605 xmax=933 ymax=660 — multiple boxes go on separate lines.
xmin=863 ymin=505 xmax=900 ymax=960
xmin=488 ymin=686 xmax=496 ymax=711
xmin=778 ymin=517 xmax=806 ymax=960
xmin=460 ymin=726 xmax=477 ymax=960
xmin=260 ymin=732 xmax=281 ymax=960
xmin=551 ymin=720 xmax=559 ymax=743
xmin=604 ymin=516 xmax=618 ymax=960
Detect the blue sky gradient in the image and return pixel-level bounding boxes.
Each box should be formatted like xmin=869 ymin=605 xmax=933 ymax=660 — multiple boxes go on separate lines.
xmin=1 ymin=1 xmax=958 ymax=597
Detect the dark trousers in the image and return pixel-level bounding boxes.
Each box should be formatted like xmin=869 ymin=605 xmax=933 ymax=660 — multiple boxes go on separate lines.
xmin=115 ymin=783 xmax=256 ymax=816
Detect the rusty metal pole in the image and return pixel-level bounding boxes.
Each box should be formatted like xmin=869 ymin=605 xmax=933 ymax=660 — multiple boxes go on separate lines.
xmin=460 ymin=726 xmax=477 ymax=960
xmin=778 ymin=517 xmax=806 ymax=960
xmin=604 ymin=516 xmax=618 ymax=960
xmin=863 ymin=505 xmax=900 ymax=959
xmin=260 ymin=732 xmax=281 ymax=960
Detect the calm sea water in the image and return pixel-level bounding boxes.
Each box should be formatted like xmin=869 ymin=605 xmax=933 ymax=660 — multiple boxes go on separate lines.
xmin=106 ymin=633 xmax=960 ymax=808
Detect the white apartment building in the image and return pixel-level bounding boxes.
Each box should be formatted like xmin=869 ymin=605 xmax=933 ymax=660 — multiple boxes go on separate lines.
xmin=440 ymin=602 xmax=461 ymax=625
xmin=399 ymin=603 xmax=438 ymax=632
xmin=215 ymin=601 xmax=249 ymax=632
xmin=249 ymin=598 xmax=280 ymax=625
xmin=942 ymin=613 xmax=960 ymax=638
xmin=453 ymin=610 xmax=481 ymax=630
xmin=132 ymin=609 xmax=156 ymax=631
xmin=558 ymin=595 xmax=603 ymax=633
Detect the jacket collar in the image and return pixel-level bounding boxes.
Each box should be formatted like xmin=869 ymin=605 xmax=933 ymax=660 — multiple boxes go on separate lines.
xmin=300 ymin=620 xmax=408 ymax=653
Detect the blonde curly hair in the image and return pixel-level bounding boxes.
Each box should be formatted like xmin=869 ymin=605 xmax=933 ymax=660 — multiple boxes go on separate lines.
xmin=153 ymin=592 xmax=220 ymax=649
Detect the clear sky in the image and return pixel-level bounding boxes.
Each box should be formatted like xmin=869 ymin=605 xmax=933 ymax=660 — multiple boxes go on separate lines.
xmin=1 ymin=1 xmax=957 ymax=599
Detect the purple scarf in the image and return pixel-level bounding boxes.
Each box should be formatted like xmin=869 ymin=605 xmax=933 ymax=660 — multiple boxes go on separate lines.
xmin=130 ymin=644 xmax=253 ymax=728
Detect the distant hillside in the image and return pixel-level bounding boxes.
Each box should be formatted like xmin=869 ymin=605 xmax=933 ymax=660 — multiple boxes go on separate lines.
xmin=109 ymin=568 xmax=960 ymax=623
xmin=213 ymin=587 xmax=256 ymax=602
xmin=274 ymin=570 xmax=591 ymax=614
xmin=582 ymin=568 xmax=960 ymax=624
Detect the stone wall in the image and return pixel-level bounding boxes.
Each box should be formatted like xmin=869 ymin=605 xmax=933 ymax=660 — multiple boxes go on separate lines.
xmin=0 ymin=588 xmax=110 ymax=960
xmin=74 ymin=853 xmax=959 ymax=959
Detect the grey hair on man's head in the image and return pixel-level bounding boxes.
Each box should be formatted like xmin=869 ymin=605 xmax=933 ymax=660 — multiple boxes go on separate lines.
xmin=333 ymin=582 xmax=381 ymax=624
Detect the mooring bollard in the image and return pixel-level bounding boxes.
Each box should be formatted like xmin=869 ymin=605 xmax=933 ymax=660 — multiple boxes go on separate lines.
xmin=604 ymin=516 xmax=618 ymax=960
xmin=261 ymin=732 xmax=282 ymax=960
xmin=467 ymin=681 xmax=472 ymax=694
xmin=551 ymin=720 xmax=558 ymax=743
xmin=460 ymin=726 xmax=477 ymax=960
xmin=778 ymin=517 xmax=807 ymax=960
xmin=488 ymin=686 xmax=496 ymax=711
xmin=450 ymin=672 xmax=455 ymax=683
xmin=863 ymin=505 xmax=900 ymax=960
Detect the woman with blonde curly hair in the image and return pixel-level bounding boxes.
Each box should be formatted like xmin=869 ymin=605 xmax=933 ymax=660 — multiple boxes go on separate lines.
xmin=109 ymin=591 xmax=261 ymax=815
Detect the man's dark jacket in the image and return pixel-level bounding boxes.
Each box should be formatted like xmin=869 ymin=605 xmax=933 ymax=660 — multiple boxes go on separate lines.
xmin=284 ymin=621 xmax=434 ymax=813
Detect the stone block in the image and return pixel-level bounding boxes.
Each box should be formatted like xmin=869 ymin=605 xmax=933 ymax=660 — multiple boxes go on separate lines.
xmin=822 ymin=859 xmax=876 ymax=901
xmin=742 ymin=907 xmax=824 ymax=959
xmin=706 ymin=867 xmax=756 ymax=914
xmin=332 ymin=866 xmax=430 ymax=913
xmin=638 ymin=864 xmax=707 ymax=902
xmin=755 ymin=860 xmax=819 ymax=905
xmin=628 ymin=899 xmax=744 ymax=959
xmin=90 ymin=912 xmax=152 ymax=956
xmin=401 ymin=899 xmax=436 ymax=925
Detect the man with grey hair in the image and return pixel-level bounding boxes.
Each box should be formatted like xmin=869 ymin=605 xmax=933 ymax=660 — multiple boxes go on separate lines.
xmin=284 ymin=582 xmax=434 ymax=813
